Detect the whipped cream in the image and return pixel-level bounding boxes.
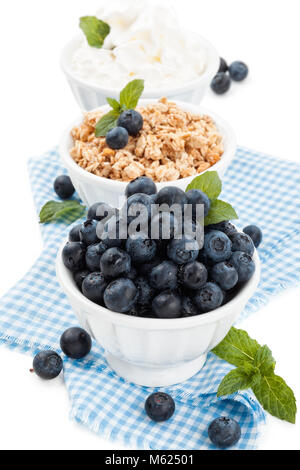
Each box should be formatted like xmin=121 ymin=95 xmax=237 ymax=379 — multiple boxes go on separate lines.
xmin=71 ymin=0 xmax=207 ymax=91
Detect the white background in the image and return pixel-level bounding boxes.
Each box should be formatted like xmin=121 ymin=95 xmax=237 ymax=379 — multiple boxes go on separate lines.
xmin=0 ymin=0 xmax=299 ymax=450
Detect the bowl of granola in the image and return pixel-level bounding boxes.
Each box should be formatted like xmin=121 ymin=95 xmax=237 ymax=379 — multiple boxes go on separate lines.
xmin=59 ymin=98 xmax=236 ymax=207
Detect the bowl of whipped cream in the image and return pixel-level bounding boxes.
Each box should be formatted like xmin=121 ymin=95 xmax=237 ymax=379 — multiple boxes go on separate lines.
xmin=61 ymin=0 xmax=219 ymax=110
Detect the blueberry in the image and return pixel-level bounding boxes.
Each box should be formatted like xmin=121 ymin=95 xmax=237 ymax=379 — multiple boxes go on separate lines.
xmin=117 ymin=109 xmax=143 ymax=136
xmin=87 ymin=202 xmax=114 ymax=222
xmin=207 ymin=221 xmax=237 ymax=237
xmin=243 ymin=225 xmax=262 ymax=248
xmin=79 ymin=219 xmax=100 ymax=246
xmin=126 ymin=237 xmax=157 ymax=264
xmin=203 ymin=230 xmax=232 ymax=263
xmin=152 ymin=290 xmax=181 ymax=318
xmin=125 ymin=176 xmax=157 ymax=198
xmin=194 ymin=282 xmax=224 ymax=313
xmin=60 ymin=327 xmax=92 ymax=359
xmin=69 ymin=224 xmax=82 ymax=242
xmin=122 ymin=193 xmax=152 ymax=226
xmin=229 ymin=61 xmax=248 ymax=82
xmin=229 ymin=232 xmax=254 ymax=256
xmin=210 ymin=261 xmax=238 ymax=291
xmin=62 ymin=242 xmax=86 ymax=272
xmin=101 ymin=215 xmax=126 ymax=248
xmin=53 ymin=175 xmax=75 ymax=200
xmin=85 ymin=242 xmax=107 ymax=272
xmin=32 ymin=350 xmax=63 ymax=380
xmin=150 ymin=211 xmax=179 ymax=240
xmin=218 ymin=57 xmax=228 ymax=73
xmin=211 ymin=73 xmax=231 ymax=95
xmin=179 ymin=261 xmax=207 ymax=290
xmin=186 ymin=189 xmax=211 ymax=218
xmin=149 ymin=261 xmax=178 ymax=291
xmin=155 ymin=186 xmax=188 ymax=210
xmin=145 ymin=392 xmax=175 ymax=422
xmin=82 ymin=272 xmax=108 ymax=304
xmin=208 ymin=417 xmax=241 ymax=448
xmin=106 ymin=126 xmax=129 ymax=150
xmin=181 ymin=296 xmax=198 ymax=317
xmin=100 ymin=247 xmax=131 ymax=279
xmin=167 ymin=236 xmax=199 ymax=265
xmin=229 ymin=251 xmax=255 ymax=283
xmin=73 ymin=269 xmax=90 ymax=290
xmin=103 ymin=278 xmax=138 ymax=313
xmin=134 ymin=276 xmax=155 ymax=306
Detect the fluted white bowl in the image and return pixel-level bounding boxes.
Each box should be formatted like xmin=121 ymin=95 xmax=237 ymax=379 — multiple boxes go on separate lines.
xmin=56 ymin=244 xmax=260 ymax=387
xmin=59 ymin=99 xmax=236 ymax=208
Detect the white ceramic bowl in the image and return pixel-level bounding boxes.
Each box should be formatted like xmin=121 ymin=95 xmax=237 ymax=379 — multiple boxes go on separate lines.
xmin=60 ymin=34 xmax=219 ymax=110
xmin=59 ymin=99 xmax=236 ymax=208
xmin=56 ymin=245 xmax=260 ymax=387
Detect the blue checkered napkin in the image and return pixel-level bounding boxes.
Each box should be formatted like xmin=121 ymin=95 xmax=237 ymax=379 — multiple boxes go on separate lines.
xmin=0 ymin=146 xmax=299 ymax=450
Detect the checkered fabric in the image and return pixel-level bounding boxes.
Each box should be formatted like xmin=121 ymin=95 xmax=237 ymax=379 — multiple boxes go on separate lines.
xmin=1 ymin=146 xmax=300 ymax=450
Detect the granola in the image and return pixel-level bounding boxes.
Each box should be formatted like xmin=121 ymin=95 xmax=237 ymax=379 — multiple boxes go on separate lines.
xmin=70 ymin=98 xmax=224 ymax=183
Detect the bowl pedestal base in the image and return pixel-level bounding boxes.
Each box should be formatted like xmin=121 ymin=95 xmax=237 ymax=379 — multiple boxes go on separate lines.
xmin=105 ymin=353 xmax=208 ymax=387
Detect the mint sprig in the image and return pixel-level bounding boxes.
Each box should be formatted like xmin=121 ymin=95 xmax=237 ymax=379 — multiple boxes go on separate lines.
xmin=39 ymin=200 xmax=86 ymax=224
xmin=186 ymin=171 xmax=238 ymax=226
xmin=95 ymin=79 xmax=145 ymax=137
xmin=79 ymin=16 xmax=110 ymax=48
xmin=213 ymin=327 xmax=297 ymax=424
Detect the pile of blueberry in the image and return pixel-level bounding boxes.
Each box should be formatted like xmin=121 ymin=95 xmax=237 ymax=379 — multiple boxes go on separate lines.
xmin=106 ymin=109 xmax=144 ymax=150
xmin=62 ymin=176 xmax=262 ymax=318
xmin=211 ymin=58 xmax=249 ymax=95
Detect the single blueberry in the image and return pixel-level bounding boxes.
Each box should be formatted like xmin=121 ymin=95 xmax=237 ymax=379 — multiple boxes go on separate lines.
xmin=126 ymin=237 xmax=157 ymax=264
xmin=210 ymin=261 xmax=238 ymax=291
xmin=87 ymin=202 xmax=114 ymax=222
xmin=167 ymin=236 xmax=199 ymax=265
xmin=79 ymin=219 xmax=100 ymax=246
xmin=117 ymin=109 xmax=144 ymax=136
xmin=125 ymin=176 xmax=157 ymax=198
xmin=152 ymin=290 xmax=182 ymax=318
xmin=204 ymin=230 xmax=232 ymax=263
xmin=60 ymin=327 xmax=92 ymax=359
xmin=73 ymin=269 xmax=90 ymax=290
xmin=106 ymin=126 xmax=129 ymax=150
xmin=186 ymin=188 xmax=211 ymax=218
xmin=218 ymin=57 xmax=228 ymax=73
xmin=208 ymin=417 xmax=241 ymax=448
xmin=178 ymin=261 xmax=207 ymax=290
xmin=100 ymin=247 xmax=131 ymax=279
xmin=32 ymin=350 xmax=63 ymax=380
xmin=103 ymin=278 xmax=138 ymax=313
xmin=122 ymin=193 xmax=152 ymax=226
xmin=53 ymin=175 xmax=75 ymax=200
xmin=229 ymin=232 xmax=254 ymax=256
xmin=145 ymin=392 xmax=175 ymax=422
xmin=181 ymin=296 xmax=198 ymax=317
xmin=206 ymin=221 xmax=237 ymax=237
xmin=229 ymin=251 xmax=255 ymax=283
xmin=149 ymin=261 xmax=178 ymax=291
xmin=155 ymin=186 xmax=188 ymax=210
xmin=229 ymin=61 xmax=248 ymax=82
xmin=69 ymin=223 xmax=82 ymax=242
xmin=100 ymin=215 xmax=126 ymax=248
xmin=194 ymin=282 xmax=224 ymax=313
xmin=62 ymin=242 xmax=86 ymax=272
xmin=134 ymin=276 xmax=155 ymax=306
xmin=82 ymin=272 xmax=108 ymax=304
xmin=211 ymin=73 xmax=231 ymax=95
xmin=243 ymin=225 xmax=262 ymax=248
xmin=85 ymin=242 xmax=107 ymax=272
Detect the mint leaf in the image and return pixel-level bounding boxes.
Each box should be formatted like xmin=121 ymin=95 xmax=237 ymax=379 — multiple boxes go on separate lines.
xmin=186 ymin=171 xmax=222 ymax=200
xmin=253 ymin=374 xmax=297 ymax=424
xmin=217 ymin=365 xmax=259 ymax=397
xmin=106 ymin=97 xmax=122 ymax=112
xmin=212 ymin=327 xmax=260 ymax=367
xmin=204 ymin=199 xmax=238 ymax=226
xmin=39 ymin=200 xmax=85 ymax=224
xmin=254 ymin=345 xmax=276 ymax=376
xmin=119 ymin=79 xmax=145 ymax=109
xmin=79 ymin=16 xmax=110 ymax=48
xmin=95 ymin=110 xmax=119 ymax=137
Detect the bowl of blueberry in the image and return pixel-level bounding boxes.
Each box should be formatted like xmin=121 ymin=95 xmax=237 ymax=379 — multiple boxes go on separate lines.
xmin=56 ymin=173 xmax=261 ymax=387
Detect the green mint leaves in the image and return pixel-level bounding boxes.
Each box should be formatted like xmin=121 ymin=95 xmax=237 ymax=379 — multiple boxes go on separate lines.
xmin=95 ymin=79 xmax=145 ymax=137
xmin=39 ymin=200 xmax=86 ymax=224
xmin=79 ymin=16 xmax=110 ymax=48
xmin=186 ymin=171 xmax=238 ymax=226
xmin=213 ymin=327 xmax=297 ymax=424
